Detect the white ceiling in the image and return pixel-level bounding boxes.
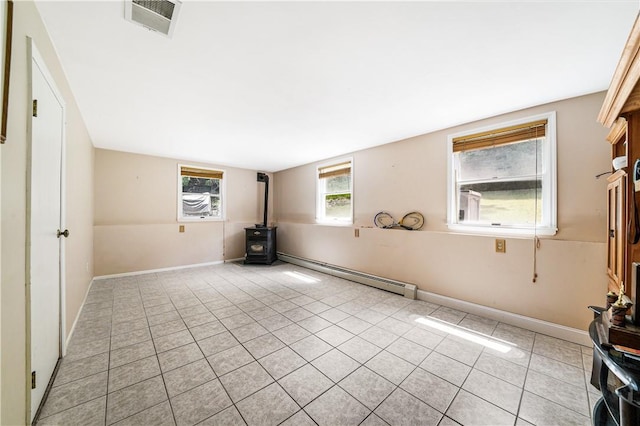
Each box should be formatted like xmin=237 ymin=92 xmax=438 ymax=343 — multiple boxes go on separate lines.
xmin=35 ymin=1 xmax=638 ymax=172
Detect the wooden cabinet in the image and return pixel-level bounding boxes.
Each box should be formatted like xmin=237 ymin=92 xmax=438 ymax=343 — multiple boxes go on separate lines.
xmin=599 ymin=14 xmax=640 ymax=321
xmin=607 ymin=169 xmax=626 ymax=292
xmin=594 ymin=18 xmax=640 ymax=424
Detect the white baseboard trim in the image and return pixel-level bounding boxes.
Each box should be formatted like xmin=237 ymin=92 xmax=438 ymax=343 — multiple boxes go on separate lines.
xmin=64 ymin=278 xmax=95 ymax=354
xmin=93 ymin=261 xmax=224 ymax=280
xmin=225 ymin=257 xmax=245 ymax=263
xmin=417 ymin=289 xmax=591 ymax=347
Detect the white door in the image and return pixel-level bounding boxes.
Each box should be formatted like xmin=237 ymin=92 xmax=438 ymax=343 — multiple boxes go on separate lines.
xmin=28 ymin=41 xmax=65 ymax=423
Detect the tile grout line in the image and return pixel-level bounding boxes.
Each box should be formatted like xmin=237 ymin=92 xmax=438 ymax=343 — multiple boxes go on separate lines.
xmin=189 ymin=277 xmax=274 ymax=425
xmin=103 ymin=289 xmax=114 ymax=426
xmin=150 ymin=281 xmax=180 ymax=426
xmin=534 ymin=333 xmax=592 ymax=418
xmin=513 ymin=331 xmax=538 ymax=425
xmin=105 ymin=280 xmax=148 ymax=425
xmin=438 ymin=311 xmax=475 ymax=425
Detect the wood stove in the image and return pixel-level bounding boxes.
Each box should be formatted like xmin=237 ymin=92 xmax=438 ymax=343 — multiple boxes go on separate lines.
xmin=244 ymin=172 xmax=277 ymax=265
xmin=244 ymin=226 xmax=277 ymax=264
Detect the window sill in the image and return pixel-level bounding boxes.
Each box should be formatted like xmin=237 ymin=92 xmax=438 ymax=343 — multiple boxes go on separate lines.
xmin=315 ymin=219 xmax=353 ymax=227
xmin=178 ymin=217 xmax=224 ymax=223
xmin=447 ymin=223 xmax=557 ymax=237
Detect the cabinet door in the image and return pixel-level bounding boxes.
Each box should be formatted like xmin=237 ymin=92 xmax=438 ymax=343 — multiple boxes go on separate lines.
xmin=607 ymin=171 xmax=626 ymax=291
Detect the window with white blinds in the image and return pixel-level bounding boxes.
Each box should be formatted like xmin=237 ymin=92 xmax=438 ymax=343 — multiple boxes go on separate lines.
xmin=448 ymin=113 xmax=557 ymax=236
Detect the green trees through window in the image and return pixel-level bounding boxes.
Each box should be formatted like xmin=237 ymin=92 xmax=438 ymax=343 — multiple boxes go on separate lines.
xmin=317 ymin=161 xmax=353 ymax=223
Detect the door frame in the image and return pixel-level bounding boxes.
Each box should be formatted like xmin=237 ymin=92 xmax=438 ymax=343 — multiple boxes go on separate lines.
xmin=25 ymin=37 xmax=67 ymax=423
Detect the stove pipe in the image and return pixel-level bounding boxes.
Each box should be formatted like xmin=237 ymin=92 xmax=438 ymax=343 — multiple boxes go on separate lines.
xmin=257 ymin=172 xmax=269 ymax=227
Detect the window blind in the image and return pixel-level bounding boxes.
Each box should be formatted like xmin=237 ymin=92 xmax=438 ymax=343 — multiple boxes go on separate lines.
xmin=318 ymin=161 xmax=351 ymax=179
xmin=181 ymin=166 xmax=223 ymax=180
xmin=452 ymin=119 xmax=547 ymax=153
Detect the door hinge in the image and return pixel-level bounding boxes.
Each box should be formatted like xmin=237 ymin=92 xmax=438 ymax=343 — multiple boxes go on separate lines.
xmin=31 ymin=371 xmax=36 ymax=389
xmin=32 ymin=99 xmax=37 ymax=117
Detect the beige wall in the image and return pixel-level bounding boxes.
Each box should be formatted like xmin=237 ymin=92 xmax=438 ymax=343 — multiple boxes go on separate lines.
xmin=94 ymin=149 xmax=271 ymax=276
xmin=0 ymin=1 xmax=95 ymax=424
xmin=275 ymin=92 xmax=610 ymax=330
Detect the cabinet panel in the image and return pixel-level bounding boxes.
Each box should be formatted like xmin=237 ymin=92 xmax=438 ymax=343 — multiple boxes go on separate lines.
xmin=608 ymin=170 xmax=626 ymax=293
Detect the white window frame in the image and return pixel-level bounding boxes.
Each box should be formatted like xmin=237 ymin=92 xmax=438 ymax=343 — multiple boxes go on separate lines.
xmin=316 ymin=157 xmax=354 ymax=226
xmin=447 ymin=112 xmax=557 ymax=236
xmin=177 ymin=164 xmax=226 ymax=222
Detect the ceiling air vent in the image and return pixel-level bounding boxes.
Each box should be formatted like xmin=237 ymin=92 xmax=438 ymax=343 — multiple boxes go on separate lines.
xmin=125 ymin=0 xmax=182 ymax=38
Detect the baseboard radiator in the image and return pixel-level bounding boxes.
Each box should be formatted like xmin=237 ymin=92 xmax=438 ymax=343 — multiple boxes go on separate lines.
xmin=277 ymin=252 xmax=417 ymax=299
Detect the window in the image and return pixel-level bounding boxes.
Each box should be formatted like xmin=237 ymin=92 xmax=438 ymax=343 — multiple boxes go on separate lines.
xmin=447 ymin=113 xmax=557 ymax=235
xmin=178 ymin=165 xmax=224 ymax=220
xmin=316 ymin=159 xmax=353 ymax=224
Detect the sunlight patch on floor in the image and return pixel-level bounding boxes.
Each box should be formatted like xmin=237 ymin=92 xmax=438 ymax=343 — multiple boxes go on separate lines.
xmin=415 ymin=316 xmax=515 ymax=353
xmin=283 ymin=270 xmax=321 ymax=284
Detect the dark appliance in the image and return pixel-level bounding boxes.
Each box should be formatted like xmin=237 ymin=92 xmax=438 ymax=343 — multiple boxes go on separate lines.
xmin=244 ymin=172 xmax=277 ymax=264
xmin=588 ymin=307 xmax=640 ymax=425
xmin=244 ymin=227 xmax=277 ymax=265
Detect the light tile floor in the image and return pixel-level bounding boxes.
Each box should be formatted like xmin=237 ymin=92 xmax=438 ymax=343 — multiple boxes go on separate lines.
xmin=36 ymin=262 xmax=598 ymax=426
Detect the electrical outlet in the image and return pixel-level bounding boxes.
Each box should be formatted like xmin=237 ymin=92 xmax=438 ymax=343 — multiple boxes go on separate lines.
xmin=179 ymin=225 xmax=185 ymax=233
xmin=495 ymin=239 xmax=506 ymax=253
